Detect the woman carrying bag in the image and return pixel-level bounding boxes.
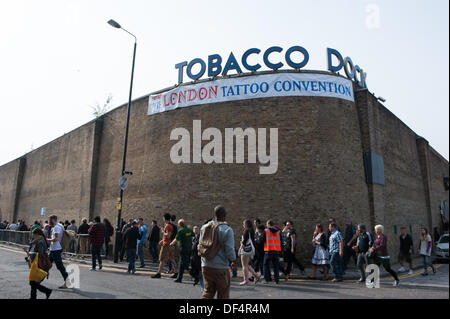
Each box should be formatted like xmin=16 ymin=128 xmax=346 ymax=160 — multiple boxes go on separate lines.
xmin=238 ymin=219 xmax=261 ymax=286
xmin=27 ymin=228 xmax=52 ymax=299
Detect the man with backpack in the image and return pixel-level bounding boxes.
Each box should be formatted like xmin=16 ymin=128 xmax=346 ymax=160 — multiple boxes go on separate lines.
xmin=198 ymin=205 xmax=236 ymax=299
xmin=152 ymin=213 xmax=178 ymax=278
xmin=47 ymin=215 xmax=69 ymax=288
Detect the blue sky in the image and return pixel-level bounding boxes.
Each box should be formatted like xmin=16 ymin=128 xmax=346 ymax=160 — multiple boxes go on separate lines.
xmin=0 ymin=0 xmax=448 ymax=165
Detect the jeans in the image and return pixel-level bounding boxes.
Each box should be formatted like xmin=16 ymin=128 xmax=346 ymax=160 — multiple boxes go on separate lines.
xmin=357 ymin=252 xmax=369 ymax=280
xmin=421 ymin=254 xmax=435 ymax=273
xmin=137 ymin=242 xmax=145 ymax=266
xmin=91 ymin=245 xmax=102 ymax=269
xmin=263 ymin=252 xmax=280 ymax=283
xmin=149 ymin=241 xmax=159 ymax=261
xmin=30 ymin=281 xmax=52 ymax=299
xmin=49 ymin=249 xmax=68 ymax=281
xmin=127 ymin=248 xmax=137 ymax=272
xmin=329 ymin=252 xmax=343 ymax=280
xmin=176 ymin=245 xmax=192 ymax=281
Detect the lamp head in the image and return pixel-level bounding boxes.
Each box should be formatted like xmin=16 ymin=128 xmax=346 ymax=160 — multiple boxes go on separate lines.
xmin=107 ymin=19 xmax=121 ymax=29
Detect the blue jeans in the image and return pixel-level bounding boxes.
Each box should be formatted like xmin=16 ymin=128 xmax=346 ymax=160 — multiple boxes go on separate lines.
xmin=263 ymin=252 xmax=280 ymax=283
xmin=49 ymin=249 xmax=68 ymax=281
xmin=421 ymin=255 xmax=435 ymax=273
xmin=149 ymin=241 xmax=158 ymax=261
xmin=330 ymin=252 xmax=343 ymax=280
xmin=137 ymin=242 xmax=145 ymax=266
xmin=127 ymin=248 xmax=137 ymax=272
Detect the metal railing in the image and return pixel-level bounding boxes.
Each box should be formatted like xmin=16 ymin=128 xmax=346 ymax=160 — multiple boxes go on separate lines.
xmin=0 ymin=229 xmax=30 ymax=245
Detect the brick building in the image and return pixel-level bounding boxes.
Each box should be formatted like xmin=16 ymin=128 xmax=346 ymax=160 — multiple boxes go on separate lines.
xmin=0 ymin=70 xmax=448 ymax=263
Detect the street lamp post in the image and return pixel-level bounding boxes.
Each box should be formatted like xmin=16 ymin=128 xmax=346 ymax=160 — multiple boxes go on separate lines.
xmin=107 ymin=19 xmax=137 ymax=263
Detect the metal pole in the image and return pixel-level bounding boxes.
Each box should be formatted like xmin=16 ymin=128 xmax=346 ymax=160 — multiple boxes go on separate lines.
xmin=114 ymin=40 xmax=137 ymax=263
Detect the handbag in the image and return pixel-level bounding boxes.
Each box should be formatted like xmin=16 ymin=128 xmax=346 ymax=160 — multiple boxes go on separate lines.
xmin=38 ymin=252 xmax=52 ymax=273
xmin=29 ymin=253 xmax=48 ymax=282
xmin=242 ymin=238 xmax=255 ymax=255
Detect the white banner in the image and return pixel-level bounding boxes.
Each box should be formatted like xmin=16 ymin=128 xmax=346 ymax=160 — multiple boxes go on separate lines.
xmin=148 ymin=73 xmax=354 ymax=116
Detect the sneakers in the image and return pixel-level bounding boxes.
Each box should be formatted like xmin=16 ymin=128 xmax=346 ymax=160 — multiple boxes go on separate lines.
xmin=89 ymin=268 xmax=96 ymax=271
xmin=239 ymin=280 xmax=250 ymax=286
xmin=138 ymin=264 xmax=145 ymax=268
xmin=393 ymin=280 xmax=400 ymax=287
xmin=331 ymin=278 xmax=343 ymax=282
xmin=358 ymin=278 xmax=365 ymax=283
xmin=398 ymin=266 xmax=406 ymax=272
xmin=408 ymin=269 xmax=414 ymax=275
xmin=99 ymin=264 xmax=102 ymax=270
xmin=152 ymin=273 xmax=161 ymax=278
xmin=174 ymin=278 xmax=182 ymax=283
xmin=132 ymin=269 xmax=136 ymax=274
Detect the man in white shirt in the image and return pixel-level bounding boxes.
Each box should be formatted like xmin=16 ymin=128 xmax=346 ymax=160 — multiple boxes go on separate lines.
xmin=47 ymin=215 xmax=69 ymax=288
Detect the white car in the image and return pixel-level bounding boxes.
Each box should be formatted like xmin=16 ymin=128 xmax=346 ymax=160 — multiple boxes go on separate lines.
xmin=435 ymin=234 xmax=449 ymax=260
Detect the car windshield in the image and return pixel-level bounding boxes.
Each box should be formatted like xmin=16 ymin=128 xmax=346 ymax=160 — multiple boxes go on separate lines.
xmin=439 ymin=235 xmax=449 ymax=244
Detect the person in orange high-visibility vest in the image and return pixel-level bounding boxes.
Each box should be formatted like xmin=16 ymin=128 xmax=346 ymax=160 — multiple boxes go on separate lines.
xmin=262 ymin=220 xmax=282 ymax=284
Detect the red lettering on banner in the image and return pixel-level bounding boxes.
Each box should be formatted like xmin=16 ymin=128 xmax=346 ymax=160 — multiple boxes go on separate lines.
xmin=170 ymin=93 xmax=178 ymax=105
xmin=163 ymin=94 xmax=171 ymax=107
xmin=209 ymin=86 xmax=218 ymax=98
xmin=178 ymin=91 xmax=186 ymax=104
xmin=199 ymin=87 xmax=208 ymax=100
xmin=188 ymin=89 xmax=197 ymax=102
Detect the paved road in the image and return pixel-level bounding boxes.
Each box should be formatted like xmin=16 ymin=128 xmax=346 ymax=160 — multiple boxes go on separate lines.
xmin=0 ymin=245 xmax=448 ymax=299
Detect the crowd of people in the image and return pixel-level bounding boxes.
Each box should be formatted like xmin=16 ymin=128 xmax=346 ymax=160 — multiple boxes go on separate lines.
xmin=0 ymin=206 xmax=445 ymax=299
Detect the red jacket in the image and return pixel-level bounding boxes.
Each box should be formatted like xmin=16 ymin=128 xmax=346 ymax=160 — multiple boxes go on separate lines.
xmin=88 ymin=223 xmax=106 ymax=246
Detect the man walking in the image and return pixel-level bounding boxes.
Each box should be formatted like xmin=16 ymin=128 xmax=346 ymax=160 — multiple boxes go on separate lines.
xmin=148 ymin=220 xmax=160 ymax=263
xmin=200 ymin=205 xmax=236 ymax=299
xmin=352 ymin=224 xmax=373 ymax=283
xmin=262 ymin=220 xmax=282 ymax=284
xmin=398 ymin=226 xmax=414 ymax=274
xmin=88 ymin=216 xmax=106 ymax=271
xmin=170 ymin=219 xmax=193 ymax=283
xmin=152 ymin=213 xmax=177 ymax=278
xmin=328 ymin=222 xmax=344 ymax=282
xmin=122 ymin=220 xmax=142 ymax=274
xmin=137 ymin=218 xmax=148 ymax=268
xmin=47 ymin=215 xmax=69 ymax=288
xmin=343 ymin=218 xmax=357 ymax=272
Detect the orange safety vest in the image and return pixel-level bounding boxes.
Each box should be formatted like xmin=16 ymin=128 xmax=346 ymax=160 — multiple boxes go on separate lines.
xmin=264 ymin=228 xmax=281 ymax=252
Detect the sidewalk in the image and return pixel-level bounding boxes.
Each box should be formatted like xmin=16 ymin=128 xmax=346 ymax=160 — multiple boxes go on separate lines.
xmin=0 ymin=241 xmax=429 ymax=281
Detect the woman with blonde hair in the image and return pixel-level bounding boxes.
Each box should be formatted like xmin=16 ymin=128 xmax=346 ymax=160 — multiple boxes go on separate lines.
xmin=368 ymin=224 xmax=400 ymax=286
xmin=418 ymin=227 xmax=436 ymax=276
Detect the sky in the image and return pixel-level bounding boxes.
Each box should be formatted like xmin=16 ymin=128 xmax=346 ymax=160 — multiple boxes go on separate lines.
xmin=0 ymin=0 xmax=448 ymax=166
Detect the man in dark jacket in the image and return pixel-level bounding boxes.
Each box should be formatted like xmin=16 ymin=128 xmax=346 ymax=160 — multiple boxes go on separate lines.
xmin=343 ymin=218 xmax=357 ymax=271
xmin=352 ymin=224 xmax=373 ymax=282
xmin=123 ymin=220 xmax=142 ymax=274
xmin=253 ymin=224 xmax=266 ymax=274
xmin=148 ymin=220 xmax=160 ymax=263
xmin=77 ymin=218 xmax=90 ymax=259
xmin=88 ymin=216 xmax=106 ymax=271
